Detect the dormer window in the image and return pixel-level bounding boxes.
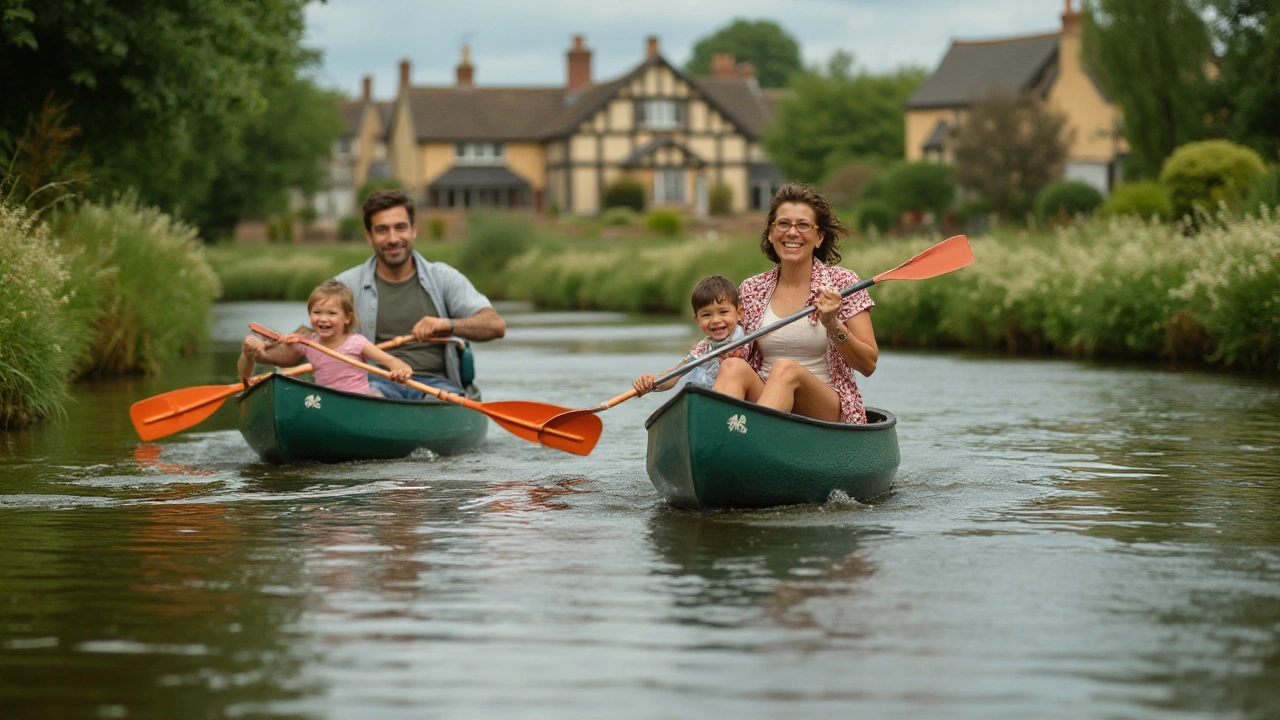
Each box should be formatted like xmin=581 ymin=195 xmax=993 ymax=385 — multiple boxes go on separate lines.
xmin=456 ymin=141 xmax=505 ymax=165
xmin=636 ymin=99 xmax=685 ymax=130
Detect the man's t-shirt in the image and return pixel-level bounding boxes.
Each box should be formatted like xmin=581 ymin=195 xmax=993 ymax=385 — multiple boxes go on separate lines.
xmin=375 ymin=274 xmax=446 ymax=376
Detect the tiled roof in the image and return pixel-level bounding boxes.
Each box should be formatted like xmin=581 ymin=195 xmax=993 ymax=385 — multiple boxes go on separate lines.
xmin=404 ymin=86 xmax=566 ymax=141
xmin=906 ymin=33 xmax=1059 ymax=109
xmin=338 ymin=100 xmax=366 ymax=138
xmin=688 ymin=75 xmax=776 ymax=139
xmin=428 ymin=166 xmax=532 ymax=189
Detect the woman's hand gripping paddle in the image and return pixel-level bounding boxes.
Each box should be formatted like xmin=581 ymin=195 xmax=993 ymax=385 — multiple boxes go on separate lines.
xmin=536 ymin=234 xmax=975 ymax=441
xmin=248 ymin=323 xmax=601 ymax=456
xmin=130 ymin=334 xmax=415 ymax=441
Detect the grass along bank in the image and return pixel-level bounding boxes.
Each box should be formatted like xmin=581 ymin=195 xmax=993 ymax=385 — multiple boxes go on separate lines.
xmin=1 ymin=195 xmax=221 ymax=428
xmin=208 ymin=211 xmax=1280 ymax=374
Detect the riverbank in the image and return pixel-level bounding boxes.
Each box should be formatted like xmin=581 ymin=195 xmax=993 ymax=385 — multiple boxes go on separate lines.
xmin=210 ymin=211 xmax=1279 ymax=374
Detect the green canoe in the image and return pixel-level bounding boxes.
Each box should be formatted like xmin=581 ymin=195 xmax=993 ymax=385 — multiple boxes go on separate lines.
xmin=644 ymin=385 xmax=899 ymax=510
xmin=237 ymin=373 xmax=487 ymax=463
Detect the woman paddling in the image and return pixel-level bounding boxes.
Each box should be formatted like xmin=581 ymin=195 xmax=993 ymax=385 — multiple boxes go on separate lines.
xmin=713 ymin=183 xmax=878 ymax=424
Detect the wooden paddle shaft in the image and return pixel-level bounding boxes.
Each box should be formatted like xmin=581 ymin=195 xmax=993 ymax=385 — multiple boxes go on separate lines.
xmin=249 ymin=325 xmax=585 ymax=442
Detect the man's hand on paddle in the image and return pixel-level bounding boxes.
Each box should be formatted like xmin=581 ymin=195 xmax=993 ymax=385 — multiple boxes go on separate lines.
xmin=411 ymin=315 xmax=453 ymax=341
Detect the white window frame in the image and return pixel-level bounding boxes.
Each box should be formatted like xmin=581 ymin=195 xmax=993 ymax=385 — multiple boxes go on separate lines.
xmin=455 ymin=141 xmax=506 ymax=166
xmin=653 ymin=168 xmax=685 ymax=205
xmin=641 ymin=99 xmax=682 ymax=130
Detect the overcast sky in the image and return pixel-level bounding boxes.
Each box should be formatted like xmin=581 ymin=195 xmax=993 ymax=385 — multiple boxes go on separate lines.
xmin=304 ymin=0 xmax=1070 ymax=98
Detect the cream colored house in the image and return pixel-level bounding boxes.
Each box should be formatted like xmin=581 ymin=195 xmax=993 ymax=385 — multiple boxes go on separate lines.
xmin=314 ymin=77 xmax=392 ymax=221
xmin=904 ymin=0 xmax=1129 ymax=193
xmin=373 ymin=35 xmax=782 ymax=215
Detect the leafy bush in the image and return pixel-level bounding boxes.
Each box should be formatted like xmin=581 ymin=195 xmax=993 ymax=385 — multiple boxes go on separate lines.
xmin=600 ymin=207 xmax=639 ymax=227
xmin=0 ymin=202 xmax=84 ymax=427
xmin=427 ymin=217 xmax=446 ymax=240
xmin=338 ymin=215 xmax=363 ymax=241
xmin=602 ymin=178 xmax=646 ymax=212
xmin=853 ymin=199 xmax=895 ymax=234
xmin=454 ymin=213 xmax=538 ymax=294
xmin=956 ymin=198 xmax=996 ymax=226
xmin=1100 ymin=181 xmax=1173 ymax=222
xmin=52 ymin=194 xmax=222 ymax=376
xmin=1035 ymin=180 xmax=1104 ymax=223
xmin=709 ymin=182 xmax=734 ymax=216
xmin=880 ymin=161 xmax=955 ymax=215
xmin=1241 ymin=166 xmax=1280 ymax=218
xmin=1158 ymin=139 xmax=1266 ymax=219
xmin=357 ymin=178 xmax=403 ymax=204
xmin=821 ymin=162 xmax=880 ymax=208
xmin=645 ymin=209 xmax=683 ymax=236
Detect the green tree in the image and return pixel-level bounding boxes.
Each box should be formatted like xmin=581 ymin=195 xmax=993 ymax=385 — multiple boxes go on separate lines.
xmin=684 ymin=19 xmax=802 ymax=88
xmin=1203 ymin=0 xmax=1280 ymax=161
xmin=0 ymin=0 xmax=335 ymax=236
xmin=763 ymin=52 xmax=926 ymax=184
xmin=879 ymin=161 xmax=955 ymax=216
xmin=1082 ymin=0 xmax=1214 ymax=178
xmin=950 ymin=93 xmax=1071 ymax=220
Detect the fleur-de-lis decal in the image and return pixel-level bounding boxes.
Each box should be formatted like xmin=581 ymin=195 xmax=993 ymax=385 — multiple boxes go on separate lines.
xmin=304 ymin=394 xmax=321 ymax=409
xmin=726 ymin=414 xmax=747 ymax=434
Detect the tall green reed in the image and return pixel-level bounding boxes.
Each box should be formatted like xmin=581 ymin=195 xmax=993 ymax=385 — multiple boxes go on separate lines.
xmin=52 ymin=194 xmax=221 ymax=375
xmin=0 ymin=202 xmax=83 ymax=427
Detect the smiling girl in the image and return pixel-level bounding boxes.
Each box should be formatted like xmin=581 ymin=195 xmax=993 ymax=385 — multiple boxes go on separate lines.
xmin=238 ymin=280 xmax=412 ymax=396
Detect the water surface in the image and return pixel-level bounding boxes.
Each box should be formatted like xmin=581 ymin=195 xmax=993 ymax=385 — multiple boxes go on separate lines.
xmin=2 ymin=302 xmax=1278 ymax=719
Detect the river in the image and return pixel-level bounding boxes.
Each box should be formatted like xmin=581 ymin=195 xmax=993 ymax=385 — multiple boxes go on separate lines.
xmin=2 ymin=302 xmax=1278 ymax=719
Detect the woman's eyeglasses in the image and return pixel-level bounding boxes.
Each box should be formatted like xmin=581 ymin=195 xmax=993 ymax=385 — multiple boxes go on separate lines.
xmin=772 ymin=220 xmax=816 ymax=234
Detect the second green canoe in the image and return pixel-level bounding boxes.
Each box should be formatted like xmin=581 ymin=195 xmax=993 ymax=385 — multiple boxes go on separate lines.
xmin=238 ymin=373 xmax=487 ymax=464
xmin=644 ymin=385 xmax=899 ymax=510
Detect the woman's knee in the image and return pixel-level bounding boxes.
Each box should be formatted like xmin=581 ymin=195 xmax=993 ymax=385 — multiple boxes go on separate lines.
xmin=717 ymin=357 xmax=752 ymax=379
xmin=768 ymin=359 xmax=805 ymax=383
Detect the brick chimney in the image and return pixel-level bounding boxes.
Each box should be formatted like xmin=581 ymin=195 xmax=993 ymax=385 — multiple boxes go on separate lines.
xmin=399 ymin=58 xmax=411 ymax=88
xmin=711 ymin=53 xmax=736 ymax=77
xmin=456 ymin=45 xmax=474 ymax=87
xmin=567 ymin=34 xmax=592 ymax=91
xmin=1062 ymin=0 xmax=1081 ymax=35
xmin=361 ymin=75 xmax=372 ymax=102
xmin=646 ymin=35 xmax=659 ymax=59
xmin=737 ymin=61 xmax=757 ymax=80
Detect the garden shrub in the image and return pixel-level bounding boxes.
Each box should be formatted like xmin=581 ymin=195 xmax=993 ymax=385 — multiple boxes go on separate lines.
xmin=357 ymin=178 xmax=403 ymax=204
xmin=338 ymin=215 xmax=363 ymax=241
xmin=853 ymin=199 xmax=894 ymax=234
xmin=455 ymin=213 xmax=537 ymax=294
xmin=600 ymin=207 xmax=638 ymax=227
xmin=1240 ymin=166 xmax=1280 ymax=218
xmin=709 ymin=182 xmax=734 ymax=216
xmin=427 ymin=217 xmax=446 ymax=240
xmin=1100 ymin=181 xmax=1173 ymax=222
xmin=821 ymin=162 xmax=880 ymax=208
xmin=880 ymin=161 xmax=955 ymax=215
xmin=645 ymin=209 xmax=683 ymax=236
xmin=602 ymin=178 xmax=646 ymax=212
xmin=1035 ymin=180 xmax=1104 ymax=223
xmin=1158 ymin=139 xmax=1266 ymax=219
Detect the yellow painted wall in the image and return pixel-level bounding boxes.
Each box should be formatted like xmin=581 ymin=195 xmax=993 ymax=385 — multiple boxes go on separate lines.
xmin=570 ymin=135 xmax=597 ymax=161
xmin=420 ymin=144 xmax=452 ymax=185
xmin=609 ymin=99 xmax=631 ymax=130
xmin=1047 ymin=29 xmax=1127 ymax=162
xmin=506 ymin=143 xmax=545 ymax=189
xmin=904 ymin=108 xmax=958 ymax=161
xmin=390 ymin=100 xmax=419 ymax=188
xmin=603 ymin=136 xmax=632 ymax=163
xmin=572 ymin=167 xmax=599 ymax=213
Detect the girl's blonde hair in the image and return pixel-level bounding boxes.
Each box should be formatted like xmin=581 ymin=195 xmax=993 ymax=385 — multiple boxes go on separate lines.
xmin=307 ymin=279 xmax=359 ymax=334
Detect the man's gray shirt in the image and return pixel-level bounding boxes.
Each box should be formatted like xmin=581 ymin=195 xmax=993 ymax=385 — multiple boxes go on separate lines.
xmin=334 ymin=251 xmax=491 ymax=387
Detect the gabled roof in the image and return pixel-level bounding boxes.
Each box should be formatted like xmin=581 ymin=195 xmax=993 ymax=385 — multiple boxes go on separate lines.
xmin=688 ymin=75 xmax=777 ymax=138
xmin=403 ymin=86 xmax=566 ymax=142
xmin=339 ymin=99 xmax=394 ymax=140
xmin=620 ymin=137 xmax=706 ymax=168
xmin=906 ymin=32 xmax=1059 ymax=110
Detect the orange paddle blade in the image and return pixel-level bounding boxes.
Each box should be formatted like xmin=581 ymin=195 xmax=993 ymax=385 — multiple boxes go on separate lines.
xmin=130 ymin=384 xmax=240 ymax=441
xmin=479 ymin=400 xmax=603 ymax=456
xmin=873 ymin=234 xmax=973 ymax=283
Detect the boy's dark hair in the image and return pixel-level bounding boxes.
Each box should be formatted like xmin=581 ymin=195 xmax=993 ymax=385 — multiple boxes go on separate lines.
xmin=690 ymin=275 xmax=739 ymax=312
xmin=362 ymin=188 xmax=416 ymax=231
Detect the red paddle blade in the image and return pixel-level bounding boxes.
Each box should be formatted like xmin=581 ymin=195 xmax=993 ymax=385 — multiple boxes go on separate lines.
xmin=537 ymin=410 xmax=604 ymax=456
xmin=480 ymin=400 xmax=603 ymax=456
xmin=873 ymin=234 xmax=974 ymax=283
xmin=129 ymin=384 xmax=239 ymax=441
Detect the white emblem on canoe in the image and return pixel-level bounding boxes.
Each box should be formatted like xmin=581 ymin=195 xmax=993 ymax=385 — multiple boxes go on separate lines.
xmin=305 ymin=394 xmax=321 ymax=409
xmin=727 ymin=414 xmax=747 ymax=434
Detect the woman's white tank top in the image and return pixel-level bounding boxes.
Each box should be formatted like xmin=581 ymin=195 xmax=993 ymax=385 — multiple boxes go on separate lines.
xmin=757 ymin=303 xmax=831 ymax=383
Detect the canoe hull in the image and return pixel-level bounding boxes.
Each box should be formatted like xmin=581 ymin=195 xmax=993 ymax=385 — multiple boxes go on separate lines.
xmin=238 ymin=374 xmax=487 ymax=463
xmin=644 ymin=385 xmax=899 ymax=510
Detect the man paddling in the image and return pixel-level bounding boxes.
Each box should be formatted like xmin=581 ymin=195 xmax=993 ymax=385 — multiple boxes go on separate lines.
xmin=243 ymin=189 xmax=504 ymax=398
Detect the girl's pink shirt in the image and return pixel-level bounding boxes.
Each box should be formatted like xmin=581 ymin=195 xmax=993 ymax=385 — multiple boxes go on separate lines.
xmin=299 ymin=333 xmax=373 ymax=394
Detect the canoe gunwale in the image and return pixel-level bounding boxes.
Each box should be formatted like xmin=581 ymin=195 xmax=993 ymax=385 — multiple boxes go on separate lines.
xmin=643 ymin=384 xmax=897 ymax=432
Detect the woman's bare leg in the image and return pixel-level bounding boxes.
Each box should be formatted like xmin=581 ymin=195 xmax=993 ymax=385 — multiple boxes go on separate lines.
xmin=756 ymin=359 xmax=841 ymax=421
xmin=712 ymin=358 xmax=764 ymax=402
